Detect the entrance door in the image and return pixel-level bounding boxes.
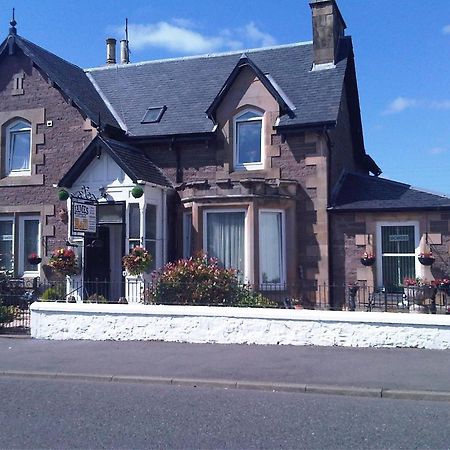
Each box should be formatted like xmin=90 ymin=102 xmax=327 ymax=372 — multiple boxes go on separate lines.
xmin=379 ymin=224 xmax=417 ymax=292
xmin=85 ymin=226 xmax=110 ymax=299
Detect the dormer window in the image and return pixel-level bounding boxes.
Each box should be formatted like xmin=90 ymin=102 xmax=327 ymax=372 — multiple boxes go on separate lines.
xmin=234 ymin=109 xmax=263 ymax=170
xmin=6 ymin=120 xmax=31 ymax=176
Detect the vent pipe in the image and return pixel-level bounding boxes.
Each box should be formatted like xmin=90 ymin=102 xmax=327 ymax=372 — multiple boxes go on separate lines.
xmin=120 ymin=40 xmax=129 ymax=64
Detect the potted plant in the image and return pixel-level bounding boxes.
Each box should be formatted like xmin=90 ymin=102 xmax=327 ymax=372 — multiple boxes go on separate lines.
xmin=360 ymin=252 xmax=376 ymax=266
xmin=48 ymin=247 xmax=78 ymax=276
xmin=403 ymin=277 xmax=434 ymax=311
xmin=27 ymin=252 xmax=42 ymax=266
xmin=418 ymin=251 xmax=435 ymax=266
xmin=123 ymin=246 xmax=152 ymax=276
xmin=433 ymin=278 xmax=450 ymax=296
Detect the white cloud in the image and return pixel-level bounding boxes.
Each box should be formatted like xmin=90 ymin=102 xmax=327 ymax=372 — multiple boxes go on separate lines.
xmin=429 ymin=147 xmax=448 ymax=155
xmin=116 ymin=20 xmax=276 ymax=55
xmin=383 ymin=97 xmax=417 ymax=114
xmin=383 ymin=97 xmax=450 ymax=115
xmin=442 ymin=24 xmax=450 ymax=34
xmin=242 ymin=22 xmax=277 ymax=47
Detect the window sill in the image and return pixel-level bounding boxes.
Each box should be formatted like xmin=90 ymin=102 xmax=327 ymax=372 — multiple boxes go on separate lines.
xmin=0 ymin=174 xmax=44 ymax=187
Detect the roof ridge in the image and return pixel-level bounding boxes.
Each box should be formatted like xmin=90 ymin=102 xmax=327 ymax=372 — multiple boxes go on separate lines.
xmin=85 ymin=41 xmax=313 ymax=72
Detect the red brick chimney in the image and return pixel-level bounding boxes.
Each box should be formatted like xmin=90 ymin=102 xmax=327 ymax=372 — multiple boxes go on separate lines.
xmin=309 ymin=0 xmax=346 ymax=67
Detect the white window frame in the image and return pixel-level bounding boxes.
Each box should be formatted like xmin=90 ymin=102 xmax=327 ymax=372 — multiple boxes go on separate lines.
xmin=18 ymin=215 xmax=41 ymax=277
xmin=259 ymin=209 xmax=286 ymax=288
xmin=376 ymin=221 xmax=421 ymax=288
xmin=203 ymin=208 xmax=249 ymax=281
xmin=0 ymin=216 xmax=14 ymax=273
xmin=233 ymin=109 xmax=264 ymax=171
xmin=5 ymin=119 xmax=32 ymax=176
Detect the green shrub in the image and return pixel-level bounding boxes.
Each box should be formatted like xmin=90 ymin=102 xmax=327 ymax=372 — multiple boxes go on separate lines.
xmin=234 ymin=290 xmax=278 ymax=308
xmin=149 ymin=254 xmax=278 ymax=308
xmin=85 ymin=294 xmax=108 ymax=304
xmin=41 ymin=285 xmax=65 ymax=301
xmin=0 ymin=303 xmax=16 ymax=325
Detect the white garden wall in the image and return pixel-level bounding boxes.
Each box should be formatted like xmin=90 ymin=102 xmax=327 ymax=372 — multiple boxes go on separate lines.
xmin=30 ymin=302 xmax=450 ymax=349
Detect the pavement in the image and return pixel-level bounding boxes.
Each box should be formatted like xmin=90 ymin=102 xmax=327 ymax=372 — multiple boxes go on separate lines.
xmin=1 ymin=337 xmax=450 ymax=401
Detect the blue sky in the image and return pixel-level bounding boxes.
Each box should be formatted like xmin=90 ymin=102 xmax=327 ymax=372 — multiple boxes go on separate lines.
xmin=2 ymin=0 xmax=450 ymax=195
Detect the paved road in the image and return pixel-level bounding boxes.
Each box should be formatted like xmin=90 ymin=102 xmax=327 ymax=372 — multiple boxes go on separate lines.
xmin=1 ymin=339 xmax=450 ymax=392
xmin=2 ymin=376 xmax=450 ymax=449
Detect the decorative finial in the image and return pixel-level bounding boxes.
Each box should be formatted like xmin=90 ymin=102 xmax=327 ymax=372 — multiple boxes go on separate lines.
xmin=9 ymin=8 xmax=17 ymax=35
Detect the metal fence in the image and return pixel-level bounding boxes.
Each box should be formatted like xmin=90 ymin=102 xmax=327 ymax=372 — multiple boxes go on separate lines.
xmin=2 ymin=279 xmax=449 ymax=334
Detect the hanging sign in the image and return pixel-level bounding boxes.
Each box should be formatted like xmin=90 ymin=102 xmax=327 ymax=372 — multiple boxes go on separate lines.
xmin=71 ymin=199 xmax=97 ymax=234
xmin=69 ymin=186 xmax=98 ymax=236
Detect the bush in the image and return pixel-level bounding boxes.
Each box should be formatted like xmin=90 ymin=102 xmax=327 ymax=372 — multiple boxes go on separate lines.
xmin=85 ymin=294 xmax=108 ymax=304
xmin=41 ymin=285 xmax=65 ymax=301
xmin=0 ymin=303 xmax=16 ymax=325
xmin=149 ymin=254 xmax=278 ymax=308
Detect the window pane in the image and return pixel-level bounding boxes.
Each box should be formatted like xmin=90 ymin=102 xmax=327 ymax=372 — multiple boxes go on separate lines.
xmin=145 ymin=240 xmax=156 ymax=271
xmin=128 ymin=204 xmax=140 ymax=240
xmin=10 ymin=131 xmax=31 ymax=171
xmin=381 ymin=226 xmax=415 ymax=254
xmin=237 ymin=121 xmax=262 ymax=164
xmin=382 ymin=255 xmax=415 ymax=291
xmin=23 ymin=220 xmax=39 ymax=272
xmin=237 ymin=111 xmax=259 ymax=121
xmin=206 ymin=212 xmax=245 ymax=275
xmin=145 ymin=205 xmax=156 ymax=240
xmin=260 ymin=212 xmax=283 ymax=284
xmin=98 ymin=204 xmax=123 ymax=224
xmin=0 ymin=220 xmax=13 ymax=272
xmin=183 ymin=213 xmax=192 ymax=258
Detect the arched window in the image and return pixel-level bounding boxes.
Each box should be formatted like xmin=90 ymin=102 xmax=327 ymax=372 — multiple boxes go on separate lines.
xmin=6 ymin=120 xmax=31 ymax=175
xmin=233 ymin=109 xmax=263 ymax=170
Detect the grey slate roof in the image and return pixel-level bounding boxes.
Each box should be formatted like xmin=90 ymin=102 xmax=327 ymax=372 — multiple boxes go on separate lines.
xmin=58 ymin=136 xmax=172 ymax=188
xmin=330 ymin=173 xmax=450 ymax=211
xmin=0 ymin=34 xmax=120 ymax=130
xmin=86 ymin=39 xmax=351 ymax=137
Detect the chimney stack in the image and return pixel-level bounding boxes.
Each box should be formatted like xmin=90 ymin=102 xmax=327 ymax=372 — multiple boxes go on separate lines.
xmin=120 ymin=39 xmax=129 ymax=64
xmin=309 ymin=0 xmax=346 ymax=67
xmin=106 ymin=38 xmax=117 ymax=65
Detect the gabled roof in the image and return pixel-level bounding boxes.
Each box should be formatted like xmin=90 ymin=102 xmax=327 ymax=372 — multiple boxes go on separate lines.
xmin=329 ymin=172 xmax=450 ymax=212
xmin=86 ymin=39 xmax=351 ymax=137
xmin=0 ymin=34 xmax=120 ymax=131
xmin=206 ymin=54 xmax=295 ymax=120
xmin=58 ymin=135 xmax=172 ymax=188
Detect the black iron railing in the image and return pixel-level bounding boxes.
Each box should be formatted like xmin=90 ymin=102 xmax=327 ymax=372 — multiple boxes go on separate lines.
xmin=2 ymin=279 xmax=449 ymax=334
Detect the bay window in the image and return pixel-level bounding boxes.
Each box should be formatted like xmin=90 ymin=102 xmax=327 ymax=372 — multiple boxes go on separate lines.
xmin=0 ymin=218 xmax=13 ymax=272
xmin=145 ymin=205 xmax=157 ymax=271
xmin=204 ymin=210 xmax=245 ymax=276
xmin=0 ymin=215 xmax=40 ymax=275
xmin=259 ymin=210 xmax=285 ymax=286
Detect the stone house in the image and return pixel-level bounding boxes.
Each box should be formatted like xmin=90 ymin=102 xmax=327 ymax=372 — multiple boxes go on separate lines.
xmin=0 ymin=0 xmax=449 ymax=304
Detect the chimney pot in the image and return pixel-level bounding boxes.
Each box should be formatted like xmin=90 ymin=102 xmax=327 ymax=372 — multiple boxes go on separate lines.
xmin=120 ymin=39 xmax=129 ymax=64
xmin=106 ymin=38 xmax=117 ymax=65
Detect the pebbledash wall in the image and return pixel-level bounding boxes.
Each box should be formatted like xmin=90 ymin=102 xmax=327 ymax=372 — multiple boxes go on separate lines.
xmin=31 ymin=302 xmax=450 ymax=349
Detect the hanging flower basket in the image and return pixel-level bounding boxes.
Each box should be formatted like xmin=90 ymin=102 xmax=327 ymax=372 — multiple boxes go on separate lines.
xmin=123 ymin=246 xmax=152 ymax=276
xmin=360 ymin=252 xmax=376 ymax=266
xmin=48 ymin=247 xmax=78 ymax=276
xmin=131 ymin=185 xmax=144 ymax=199
xmin=58 ymin=189 xmax=70 ymax=201
xmin=27 ymin=253 xmax=42 ymax=266
xmin=418 ymin=252 xmax=435 ymax=266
